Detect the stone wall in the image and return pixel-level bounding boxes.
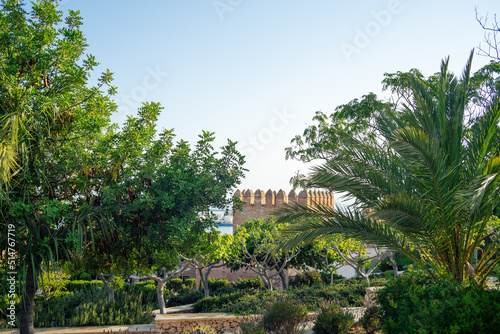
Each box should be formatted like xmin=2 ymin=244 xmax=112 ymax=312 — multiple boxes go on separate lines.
xmin=232 ymin=189 xmax=334 ymax=232
xmin=155 ymin=308 xmax=369 ymax=333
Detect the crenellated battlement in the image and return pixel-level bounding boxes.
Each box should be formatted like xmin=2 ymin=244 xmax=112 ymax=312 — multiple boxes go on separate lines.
xmin=233 ymin=189 xmax=334 ymax=207
xmin=232 ymin=189 xmax=334 ymax=231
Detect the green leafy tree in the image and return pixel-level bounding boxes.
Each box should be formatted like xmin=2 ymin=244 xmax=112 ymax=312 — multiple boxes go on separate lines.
xmin=228 ymin=217 xmax=300 ymax=290
xmin=180 ymin=230 xmax=233 ymax=297
xmin=279 ymin=52 xmax=500 ymax=285
xmin=0 ymin=1 xmax=116 ymax=333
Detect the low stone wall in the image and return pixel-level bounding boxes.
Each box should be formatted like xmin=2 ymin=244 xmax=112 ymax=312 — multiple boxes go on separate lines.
xmin=364 ymin=286 xmax=384 ymax=308
xmin=156 ymin=313 xmax=243 ymax=333
xmin=156 ymin=308 xmax=368 ymax=333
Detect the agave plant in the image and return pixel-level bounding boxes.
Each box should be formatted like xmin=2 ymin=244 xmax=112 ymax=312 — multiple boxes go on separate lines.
xmin=278 ymin=52 xmax=500 ymax=284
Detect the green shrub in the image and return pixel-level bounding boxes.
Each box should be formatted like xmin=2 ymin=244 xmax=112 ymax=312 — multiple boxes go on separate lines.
xmin=193 ymin=290 xmax=250 ymax=313
xmin=359 ymin=306 xmax=382 ymax=334
xmin=182 ymin=325 xmax=217 ymax=334
xmin=166 ymin=278 xmax=184 ymax=292
xmin=261 ymin=297 xmax=307 ymax=334
xmin=290 ymin=283 xmax=365 ymax=309
xmin=121 ymin=282 xmax=159 ymax=307
xmin=232 ymin=277 xmax=265 ymax=290
xmin=320 ymin=272 xmax=344 ymax=284
xmin=312 ymin=301 xmax=354 ymax=334
xmin=378 ymin=272 xmax=500 ymax=334
xmin=184 ymin=278 xmax=197 ymax=290
xmin=33 ymin=285 xmax=153 ymax=327
xmin=238 ymin=317 xmax=266 ymax=334
xmin=290 ymin=271 xmax=323 ymax=287
xmin=65 ymin=280 xmax=103 ymax=292
xmin=166 ymin=290 xmax=204 ymax=307
xmin=208 ymin=278 xmax=230 ymax=291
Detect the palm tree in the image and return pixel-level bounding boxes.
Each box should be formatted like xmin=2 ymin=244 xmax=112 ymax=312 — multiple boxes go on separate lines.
xmin=278 ymin=52 xmax=500 ymax=284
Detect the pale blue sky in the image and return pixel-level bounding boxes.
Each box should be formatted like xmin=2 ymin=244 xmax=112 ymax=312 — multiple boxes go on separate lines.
xmin=57 ymin=0 xmax=498 ymax=202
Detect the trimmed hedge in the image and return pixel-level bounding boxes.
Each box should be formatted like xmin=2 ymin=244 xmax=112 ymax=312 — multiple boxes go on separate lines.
xmin=166 ymin=290 xmax=204 ymax=307
xmin=232 ymin=277 xmax=265 ymax=290
xmin=65 ymin=280 xmax=103 ymax=292
xmin=378 ymin=272 xmax=500 ymax=333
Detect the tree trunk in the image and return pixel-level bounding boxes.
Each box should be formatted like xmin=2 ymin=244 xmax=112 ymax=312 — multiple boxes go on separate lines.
xmin=199 ymin=268 xmax=209 ymax=297
xmin=389 ymin=255 xmax=399 ymax=277
xmin=157 ymin=280 xmax=166 ymax=314
xmin=330 ymin=270 xmax=335 ymax=284
xmin=262 ymin=275 xmax=273 ymax=290
xmin=279 ymin=270 xmax=288 ymax=290
xmin=19 ymin=262 xmax=36 ymax=334
xmin=98 ymin=274 xmax=115 ymax=302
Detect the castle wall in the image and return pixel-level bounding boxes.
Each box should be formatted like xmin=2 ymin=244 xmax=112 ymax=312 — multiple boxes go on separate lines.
xmin=232 ymin=189 xmax=334 ymax=233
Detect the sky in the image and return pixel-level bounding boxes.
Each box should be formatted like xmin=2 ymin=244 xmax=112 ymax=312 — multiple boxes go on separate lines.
xmin=54 ymin=0 xmax=498 ymax=205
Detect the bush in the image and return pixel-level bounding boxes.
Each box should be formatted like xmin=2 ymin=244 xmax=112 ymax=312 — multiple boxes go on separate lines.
xmin=166 ymin=290 xmax=204 ymax=307
xmin=312 ymin=301 xmax=354 ymax=334
xmin=320 ymin=272 xmax=344 ymax=284
xmin=290 ymin=283 xmax=365 ymax=309
xmin=208 ymin=278 xmax=230 ymax=291
xmin=166 ymin=278 xmax=184 ymax=292
xmin=184 ymin=278 xmax=197 ymax=290
xmin=193 ymin=290 xmax=251 ymax=313
xmin=65 ymin=280 xmax=103 ymax=292
xmin=290 ymin=271 xmax=323 ymax=287
xmin=33 ymin=285 xmax=153 ymax=327
xmin=232 ymin=277 xmax=265 ymax=290
xmin=359 ymin=306 xmax=382 ymax=334
xmin=182 ymin=325 xmax=217 ymax=334
xmin=121 ymin=282 xmax=159 ymax=307
xmin=261 ymin=297 xmax=307 ymax=334
xmin=378 ymin=272 xmax=500 ymax=334
xmin=238 ymin=317 xmax=266 ymax=334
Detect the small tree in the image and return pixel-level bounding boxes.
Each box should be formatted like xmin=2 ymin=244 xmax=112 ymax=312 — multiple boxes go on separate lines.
xmin=228 ymin=217 xmax=300 ymax=290
xmin=180 ymin=231 xmax=233 ymax=297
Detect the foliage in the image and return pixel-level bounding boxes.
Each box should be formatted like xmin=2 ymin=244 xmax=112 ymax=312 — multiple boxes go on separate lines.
xmin=289 ymin=282 xmax=365 ymax=309
xmin=165 ymin=290 xmax=204 ymax=308
xmin=0 ymin=0 xmax=117 ymax=331
xmin=260 ymin=297 xmax=307 ymax=334
xmin=37 ymin=269 xmax=70 ymax=300
xmin=279 ymin=53 xmax=500 ymax=284
xmin=312 ymin=301 xmax=354 ymax=334
xmin=208 ymin=278 xmax=231 ymax=291
xmin=359 ymin=306 xmax=382 ymax=334
xmin=290 ymin=271 xmax=323 ymax=287
xmin=232 ymin=277 xmax=265 ymax=290
xmin=32 ymin=285 xmax=153 ymax=327
xmin=378 ymin=272 xmax=500 ymax=334
xmin=65 ymin=280 xmax=104 ymax=292
xmin=182 ymin=325 xmax=218 ymax=334
xmin=120 ymin=282 xmax=158 ymax=308
xmin=166 ymin=279 xmax=184 ymax=292
xmin=238 ymin=317 xmax=266 ymax=334
xmin=184 ymin=279 xmax=197 ymax=290
xmin=320 ymin=272 xmax=344 ymax=283
xmin=192 ymin=281 xmax=367 ymax=315
xmin=228 ymin=217 xmax=300 ymax=290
